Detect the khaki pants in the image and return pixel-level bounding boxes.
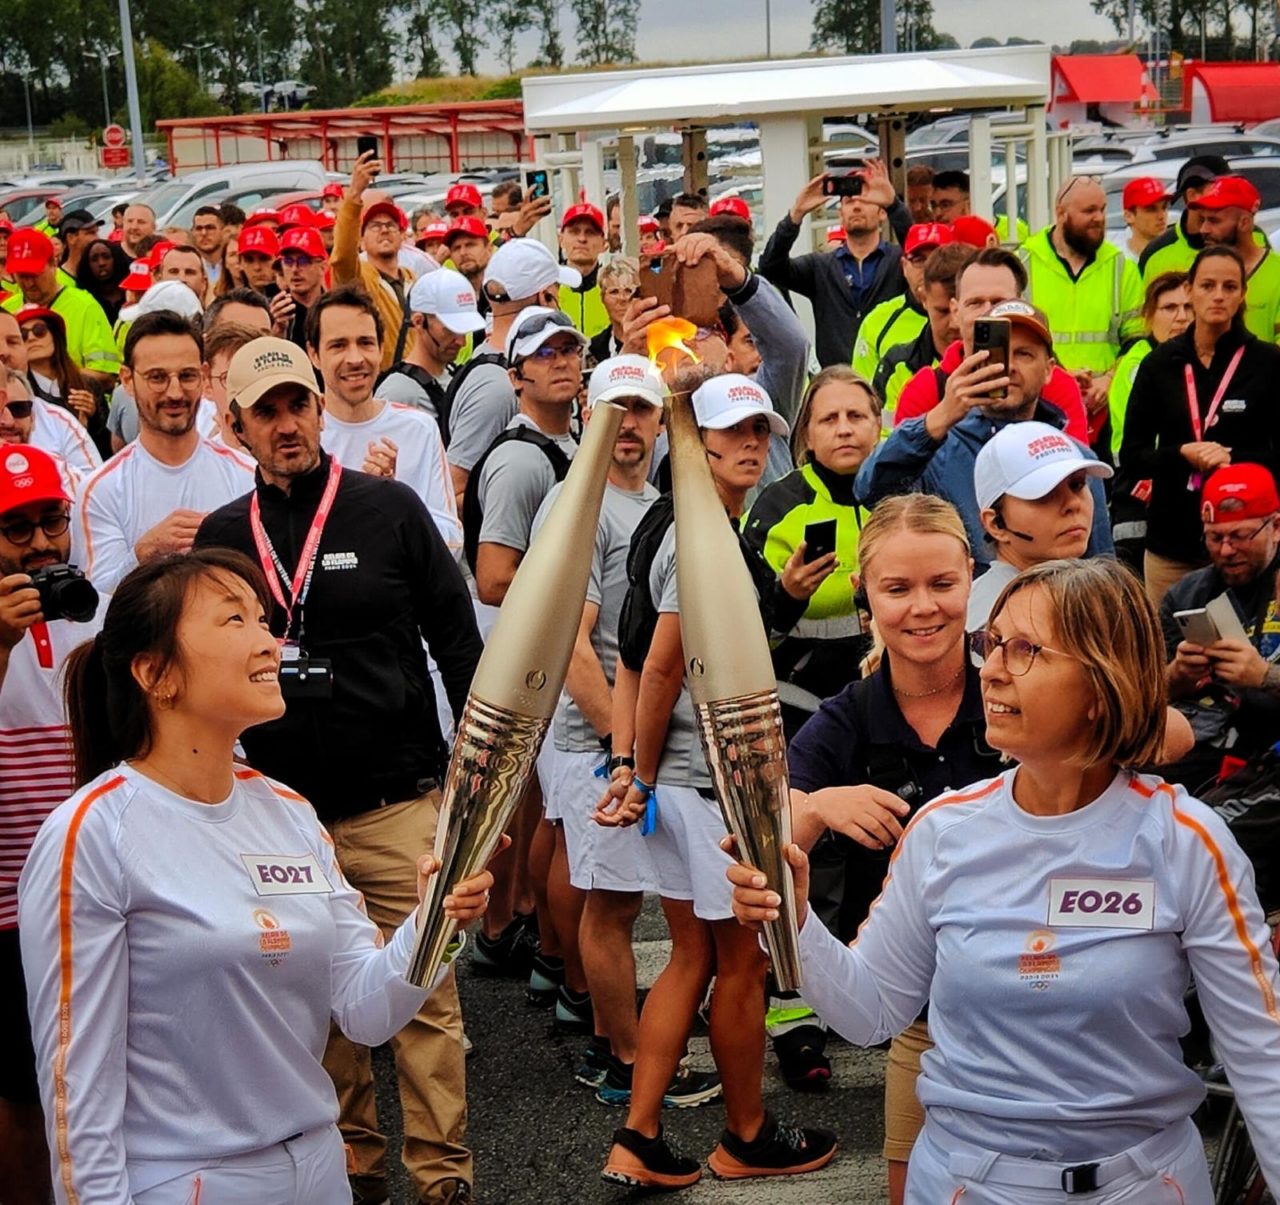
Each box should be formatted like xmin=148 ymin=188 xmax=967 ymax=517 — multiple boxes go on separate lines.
xmin=322 ymin=793 xmax=472 ymax=1202
xmin=883 ymin=1018 xmax=931 ymax=1163
xmin=1143 ymin=551 xmax=1202 ymax=610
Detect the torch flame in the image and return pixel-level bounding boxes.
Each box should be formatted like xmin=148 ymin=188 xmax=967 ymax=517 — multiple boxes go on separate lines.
xmin=647 ymin=317 xmax=700 ymax=367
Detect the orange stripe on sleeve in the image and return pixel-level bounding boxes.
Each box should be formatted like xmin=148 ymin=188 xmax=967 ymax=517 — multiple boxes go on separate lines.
xmin=54 ymin=774 xmax=126 ymax=1205
xmin=232 ymin=766 xmax=307 ymax=803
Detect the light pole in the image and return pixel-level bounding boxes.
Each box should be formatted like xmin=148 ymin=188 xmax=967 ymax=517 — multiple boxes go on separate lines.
xmin=880 ymin=0 xmax=897 ymax=54
xmin=180 ymin=41 xmax=214 ymax=90
xmin=19 ymin=69 xmax=34 ymax=153
xmin=255 ymin=30 xmax=268 ymax=113
xmin=116 ymin=0 xmax=148 ymax=182
xmin=84 ymin=48 xmax=120 ymax=127
xmin=764 ymin=0 xmax=771 ymax=57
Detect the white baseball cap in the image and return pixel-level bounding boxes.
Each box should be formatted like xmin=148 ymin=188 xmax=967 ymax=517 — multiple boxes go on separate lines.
xmin=484 ymin=239 xmax=581 ymax=301
xmin=119 ymin=279 xmax=204 ymax=323
xmin=588 ymin=355 xmax=665 ymax=409
xmin=407 ymin=267 xmax=486 ymax=335
xmin=690 ymin=374 xmax=789 ymax=438
xmin=504 ymin=306 xmax=589 ymax=362
xmin=973 ymin=420 xmax=1112 ymax=511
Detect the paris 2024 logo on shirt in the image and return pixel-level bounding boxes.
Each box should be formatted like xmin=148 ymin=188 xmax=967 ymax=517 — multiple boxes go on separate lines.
xmin=254 ymin=907 xmax=292 ymax=965
xmin=1018 ymin=929 xmax=1060 ymax=989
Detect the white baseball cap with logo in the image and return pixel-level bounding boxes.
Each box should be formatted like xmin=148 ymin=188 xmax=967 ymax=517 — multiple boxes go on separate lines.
xmin=407 ymin=267 xmax=487 ymax=335
xmin=119 ymin=279 xmax=204 ymax=323
xmin=691 ymin=374 xmax=790 ymax=438
xmin=974 ymin=420 xmax=1113 ymax=511
xmin=588 ymin=355 xmax=665 ymax=409
xmin=504 ymin=306 xmax=589 ymax=362
xmin=484 ymin=239 xmax=581 ymax=301
xmin=226 ymin=336 xmax=320 ymax=410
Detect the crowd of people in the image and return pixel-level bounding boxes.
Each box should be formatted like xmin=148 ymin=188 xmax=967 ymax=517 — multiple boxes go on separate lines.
xmin=1 ymin=141 xmax=1279 ymax=1205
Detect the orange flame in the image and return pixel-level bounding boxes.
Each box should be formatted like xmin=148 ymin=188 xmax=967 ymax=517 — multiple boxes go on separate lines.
xmin=646 ymin=317 xmax=700 ymax=368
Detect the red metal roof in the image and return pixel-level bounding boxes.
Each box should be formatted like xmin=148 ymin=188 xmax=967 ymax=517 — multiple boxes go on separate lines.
xmin=1051 ymin=55 xmax=1158 ymax=104
xmin=1183 ymin=63 xmax=1280 ymax=124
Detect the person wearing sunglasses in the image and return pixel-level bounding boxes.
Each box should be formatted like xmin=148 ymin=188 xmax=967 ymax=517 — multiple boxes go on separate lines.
xmin=0 ymin=445 xmax=103 ymax=1205
xmin=732 ymin=555 xmax=1280 ymax=1204
xmin=274 ymin=227 xmax=330 ymax=351
xmin=17 ymin=305 xmax=104 ymax=452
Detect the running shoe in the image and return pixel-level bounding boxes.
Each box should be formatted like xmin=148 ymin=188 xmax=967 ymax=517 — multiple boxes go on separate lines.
xmin=554 ymin=985 xmax=593 ymax=1034
xmin=707 ymin=1111 xmax=838 ymax=1180
xmin=595 ymin=1057 xmax=723 ymax=1109
xmin=773 ymin=1023 xmax=832 ymax=1092
xmin=575 ymin=1035 xmax=612 ymax=1088
xmin=602 ymin=1126 xmax=702 ymax=1190
xmin=526 ymin=952 xmax=563 ymax=1007
xmin=470 ymin=916 xmax=537 ymax=979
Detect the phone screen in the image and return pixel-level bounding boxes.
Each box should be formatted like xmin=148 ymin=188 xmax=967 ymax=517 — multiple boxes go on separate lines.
xmin=972 ymin=318 xmax=1011 ymax=400
xmin=524 ymin=169 xmax=549 ymax=201
xmin=356 ymin=135 xmax=379 ymax=160
xmin=821 ymin=174 xmax=863 ymax=199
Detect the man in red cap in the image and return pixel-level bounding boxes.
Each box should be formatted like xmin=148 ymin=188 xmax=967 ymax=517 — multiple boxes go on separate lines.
xmin=277 ymin=202 xmax=317 ymax=233
xmin=443 ymin=217 xmax=493 ymax=307
xmin=1112 ymin=177 xmax=1170 ymax=264
xmin=557 ymin=202 xmax=609 ymax=338
xmin=709 ymin=195 xmax=752 ymax=227
xmin=1196 ymin=175 xmax=1280 ymax=343
xmin=0 ymin=439 xmax=104 ymax=1205
xmin=1163 ymin=462 xmax=1280 ymax=783
xmin=331 ymin=151 xmax=416 ymax=372
xmin=321 ymin=181 xmax=345 ymax=216
xmin=275 ymin=226 xmax=329 ymax=348
xmin=852 ymin=221 xmax=949 ymax=383
xmin=2 ymin=230 xmax=119 ymax=386
xmin=444 ymin=182 xmax=484 ymax=222
xmin=950 ymin=215 xmax=998 ymax=250
xmin=418 ymin=220 xmax=450 ymax=265
xmin=236 ymin=224 xmax=280 ymax=294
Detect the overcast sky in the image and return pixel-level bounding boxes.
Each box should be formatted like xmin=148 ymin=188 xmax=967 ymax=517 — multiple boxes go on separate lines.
xmin=467 ymin=0 xmax=1120 ymax=76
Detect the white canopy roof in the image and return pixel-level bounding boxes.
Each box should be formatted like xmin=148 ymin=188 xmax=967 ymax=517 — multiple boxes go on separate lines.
xmin=522 ymin=45 xmax=1052 ymax=133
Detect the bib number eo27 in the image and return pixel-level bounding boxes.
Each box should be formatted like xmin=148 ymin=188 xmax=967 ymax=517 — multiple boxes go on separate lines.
xmin=241 ymin=852 xmax=334 ymax=896
xmin=1047 ymin=878 xmax=1155 ymax=930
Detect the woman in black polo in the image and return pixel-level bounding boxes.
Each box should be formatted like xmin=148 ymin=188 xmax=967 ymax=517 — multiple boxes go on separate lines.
xmin=1120 ymin=245 xmax=1280 ymax=607
xmin=784 ymin=492 xmax=1001 ymax=1205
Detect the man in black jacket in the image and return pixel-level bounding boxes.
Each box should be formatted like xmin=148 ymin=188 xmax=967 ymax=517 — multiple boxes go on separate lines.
xmin=758 ymin=159 xmax=911 ymax=366
xmin=195 ymin=336 xmax=482 ymax=1205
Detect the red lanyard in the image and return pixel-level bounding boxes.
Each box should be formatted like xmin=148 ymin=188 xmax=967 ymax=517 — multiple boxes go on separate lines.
xmin=249 ymin=457 xmax=342 ymax=640
xmin=1184 ymin=345 xmax=1245 ymax=490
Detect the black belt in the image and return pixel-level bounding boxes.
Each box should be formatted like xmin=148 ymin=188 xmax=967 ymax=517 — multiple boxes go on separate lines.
xmin=377 ymin=775 xmax=442 ymax=808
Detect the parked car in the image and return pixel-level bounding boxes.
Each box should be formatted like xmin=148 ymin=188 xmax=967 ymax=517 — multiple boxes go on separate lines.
xmin=0 ymin=187 xmax=65 ymax=223
xmin=137 ymin=161 xmax=330 ymax=230
xmin=15 ymin=185 xmax=141 ymax=228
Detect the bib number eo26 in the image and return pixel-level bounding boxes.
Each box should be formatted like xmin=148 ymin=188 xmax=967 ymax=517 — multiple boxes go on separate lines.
xmin=1047 ymin=878 xmax=1155 ymax=930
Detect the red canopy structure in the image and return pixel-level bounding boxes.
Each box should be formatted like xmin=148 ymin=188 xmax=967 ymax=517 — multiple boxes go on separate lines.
xmin=156 ymin=100 xmax=531 ymax=175
xmin=1048 ymin=54 xmax=1158 ymax=127
xmin=1184 ymin=63 xmax=1280 ymax=125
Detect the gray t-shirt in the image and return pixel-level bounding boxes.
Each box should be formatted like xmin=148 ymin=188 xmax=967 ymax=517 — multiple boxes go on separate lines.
xmin=534 ymin=478 xmax=659 ymax=752
xmin=107 ymin=384 xmax=139 ymax=444
xmin=447 ymin=342 xmax=518 ymax=472
xmin=378 ymin=369 xmax=447 ymax=418
xmin=650 ymin=524 xmax=712 ymax=789
xmin=966 ymin=559 xmax=1018 ymax=632
xmin=475 ymin=413 xmax=578 ymax=553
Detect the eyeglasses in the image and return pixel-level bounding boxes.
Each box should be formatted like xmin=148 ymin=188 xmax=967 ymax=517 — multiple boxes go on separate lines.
xmin=20 ymin=323 xmax=49 ymax=341
xmin=603 ymin=286 xmax=638 ymax=300
xmin=514 ymin=311 xmax=577 ymax=342
xmin=0 ymin=399 xmax=34 ymax=419
xmin=365 ymin=220 xmax=401 ymax=234
xmin=137 ymin=368 xmax=203 ymax=390
xmin=970 ymin=630 xmax=1076 ymax=676
xmin=527 ymin=342 xmax=582 ymax=363
xmin=1204 ymin=517 xmax=1273 ymax=549
xmin=211 ymin=370 xmax=230 ymax=389
xmin=280 ymin=253 xmax=318 ymax=267
xmin=0 ymin=512 xmax=70 ymax=546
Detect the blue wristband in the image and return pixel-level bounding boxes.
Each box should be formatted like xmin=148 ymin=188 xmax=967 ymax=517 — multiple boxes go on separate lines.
xmin=632 ymin=775 xmax=655 ymax=801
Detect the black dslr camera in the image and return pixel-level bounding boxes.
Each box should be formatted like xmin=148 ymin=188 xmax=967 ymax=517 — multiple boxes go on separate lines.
xmin=30 ymin=564 xmax=99 ymax=623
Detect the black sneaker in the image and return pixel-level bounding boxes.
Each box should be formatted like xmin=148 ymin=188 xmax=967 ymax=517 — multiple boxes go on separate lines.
xmin=470 ymin=916 xmax=537 ymax=979
xmin=595 ymin=1054 xmax=633 ymax=1106
xmin=575 ymin=1035 xmax=612 ymax=1088
xmin=554 ymin=985 xmax=593 ymax=1034
xmin=773 ymin=1023 xmax=832 ymax=1092
xmin=527 ymin=952 xmax=563 ymax=1007
xmin=661 ymin=1065 xmax=722 ymax=1109
xmin=602 ymin=1126 xmax=702 ymax=1190
xmin=707 ymin=1111 xmax=838 ymax=1180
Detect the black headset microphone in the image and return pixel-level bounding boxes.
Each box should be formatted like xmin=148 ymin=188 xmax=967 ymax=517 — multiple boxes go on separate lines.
xmin=704 ymin=448 xmax=723 ymax=459
xmin=993 ymin=513 xmax=1036 ymax=542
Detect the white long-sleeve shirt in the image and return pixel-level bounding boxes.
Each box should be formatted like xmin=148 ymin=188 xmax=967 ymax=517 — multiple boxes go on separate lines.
xmin=798 ymin=767 xmax=1280 ymax=1183
xmin=18 ymin=765 xmax=439 ymax=1203
xmin=78 ymin=437 xmax=254 ymax=592
xmin=31 ymin=399 xmax=103 ymax=476
xmin=321 ymin=401 xmax=461 ymax=555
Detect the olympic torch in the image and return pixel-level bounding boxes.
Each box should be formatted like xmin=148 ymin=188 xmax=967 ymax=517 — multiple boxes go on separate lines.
xmin=666 ymin=387 xmax=802 ymax=991
xmin=407 ymin=402 xmax=624 ymax=988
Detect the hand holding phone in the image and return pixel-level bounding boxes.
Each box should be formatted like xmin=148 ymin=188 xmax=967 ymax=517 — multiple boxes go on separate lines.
xmin=971 ymin=317 xmax=1011 ymax=400
xmin=822 ymin=174 xmax=864 ymax=199
xmin=803 ymin=518 xmax=837 ymax=564
xmin=524 ymin=168 xmax=549 ymax=201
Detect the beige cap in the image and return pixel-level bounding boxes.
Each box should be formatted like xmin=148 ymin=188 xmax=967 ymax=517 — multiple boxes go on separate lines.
xmin=227 ymin=337 xmax=319 ymax=410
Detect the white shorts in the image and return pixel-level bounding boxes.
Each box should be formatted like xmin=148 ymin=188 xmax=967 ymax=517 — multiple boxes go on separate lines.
xmin=906 ymin=1117 xmax=1212 ymax=1205
xmin=131 ymin=1125 xmax=349 ymax=1204
xmin=536 ymin=743 xmax=564 ymax=821
xmin=646 ymin=783 xmax=734 ymax=921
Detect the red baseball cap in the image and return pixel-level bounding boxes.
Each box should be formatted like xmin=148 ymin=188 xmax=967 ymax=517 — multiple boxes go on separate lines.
xmin=121 ymin=262 xmax=153 ymax=291
xmin=361 ymin=199 xmax=406 ymax=230
xmin=1190 ymin=176 xmax=1261 ymax=213
xmin=560 ymin=203 xmax=605 ymax=233
xmin=6 ymin=230 xmax=55 ymax=275
xmin=826 ymin=227 xmax=845 ymax=244
xmin=444 ymin=216 xmax=489 ymax=244
xmin=950 ymin=215 xmax=997 ymax=248
xmin=419 ymin=221 xmax=450 ymax=243
xmin=279 ymin=227 xmax=326 ymax=260
xmin=144 ymin=240 xmax=176 ymax=268
xmin=1201 ymin=463 xmax=1280 ymax=523
xmin=277 ymin=203 xmax=317 ymax=230
xmin=1122 ymin=177 xmax=1172 ymax=210
xmin=709 ymin=196 xmax=752 ymax=223
xmin=322 ymin=182 xmax=345 ymax=200
xmin=16 ymin=306 xmax=65 ymax=338
xmin=243 ymin=208 xmax=281 ymax=229
xmin=237 ymin=225 xmax=281 ymax=259
xmin=903 ymin=222 xmax=954 ymax=256
xmin=0 ymin=217 xmax=13 ymax=234
xmin=0 ymin=446 xmax=71 ymax=517
xmin=313 ymin=211 xmax=336 ymax=231
xmin=445 ymin=183 xmax=483 ymax=211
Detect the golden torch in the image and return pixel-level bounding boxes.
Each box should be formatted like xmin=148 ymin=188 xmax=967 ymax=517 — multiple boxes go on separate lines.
xmin=666 ymin=387 xmax=802 ymax=991
xmin=407 ymin=401 xmax=624 ymax=987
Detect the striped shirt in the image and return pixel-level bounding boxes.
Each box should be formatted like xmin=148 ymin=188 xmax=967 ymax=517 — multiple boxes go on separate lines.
xmin=0 ymin=605 xmax=106 ymax=929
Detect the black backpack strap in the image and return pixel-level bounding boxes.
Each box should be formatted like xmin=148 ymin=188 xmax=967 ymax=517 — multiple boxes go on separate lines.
xmin=462 ymin=426 xmax=573 ymax=572
xmin=377 ymin=362 xmax=450 ymax=439
xmin=439 ymin=351 xmax=506 ymax=447
xmin=617 ymin=495 xmax=677 ymax=672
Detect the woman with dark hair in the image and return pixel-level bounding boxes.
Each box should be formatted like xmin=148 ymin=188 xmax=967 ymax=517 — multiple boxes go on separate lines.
xmin=17 ymin=549 xmax=496 ymax=1204
xmin=1120 ymin=245 xmax=1280 ymax=606
xmin=17 ymin=307 xmax=109 ymax=455
xmin=214 ymin=238 xmax=248 ymax=296
xmin=75 ymin=237 xmax=131 ymax=324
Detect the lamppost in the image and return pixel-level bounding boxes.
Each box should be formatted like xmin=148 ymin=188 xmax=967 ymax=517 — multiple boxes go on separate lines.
xmin=179 ymin=41 xmax=214 ymax=90
xmin=255 ymin=30 xmax=268 ymax=113
xmin=84 ymin=48 xmax=121 ymax=127
xmin=19 ymin=68 xmax=34 ymax=153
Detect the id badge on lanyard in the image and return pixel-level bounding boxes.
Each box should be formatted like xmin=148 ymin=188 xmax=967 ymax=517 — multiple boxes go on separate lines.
xmin=1184 ymin=345 xmax=1245 ymax=491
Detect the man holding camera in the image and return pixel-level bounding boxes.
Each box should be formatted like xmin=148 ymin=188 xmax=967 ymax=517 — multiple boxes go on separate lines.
xmin=195 ymin=336 xmax=483 ymax=1205
xmin=0 ymin=444 xmax=104 ymax=1205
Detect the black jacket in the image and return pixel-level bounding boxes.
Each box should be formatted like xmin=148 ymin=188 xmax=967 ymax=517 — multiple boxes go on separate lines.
xmin=1119 ymin=325 xmax=1280 ymax=563
xmin=194 ymin=453 xmax=482 ymax=820
xmin=758 ymin=202 xmax=910 ymax=367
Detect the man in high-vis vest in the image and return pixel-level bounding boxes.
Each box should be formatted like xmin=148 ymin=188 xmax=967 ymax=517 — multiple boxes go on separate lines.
xmin=1020 ymin=176 xmax=1142 ymax=456
xmin=1139 ymin=155 xmax=1229 ymax=279
xmin=1195 ymin=175 xmax=1280 ymax=344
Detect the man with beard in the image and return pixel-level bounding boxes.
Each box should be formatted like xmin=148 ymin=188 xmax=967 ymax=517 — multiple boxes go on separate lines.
xmin=1019 ymin=176 xmax=1143 ymax=455
xmin=759 ymin=160 xmax=910 ymax=366
xmin=121 ymin=203 xmax=156 ymax=260
xmin=442 ymin=217 xmax=492 ymax=316
xmin=1140 ymin=155 xmax=1230 ymax=279
xmin=78 ymin=310 xmax=253 ymax=592
xmin=236 ymin=223 xmax=280 ymax=295
xmin=1193 ymin=176 xmax=1280 ymax=343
